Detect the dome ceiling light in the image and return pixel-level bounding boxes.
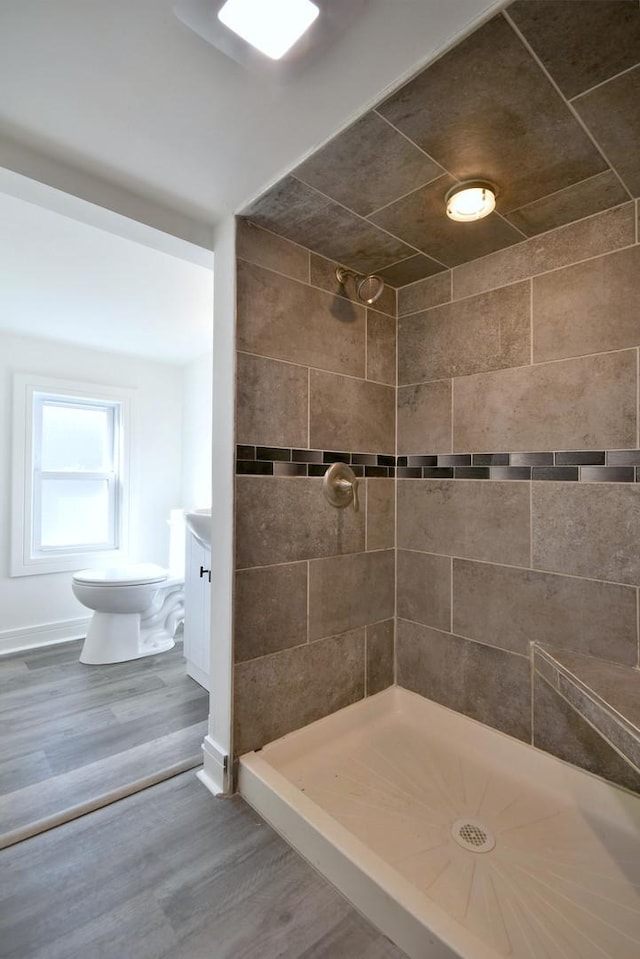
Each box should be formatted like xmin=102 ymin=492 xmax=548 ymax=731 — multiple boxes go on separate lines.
xmin=445 ymin=180 xmax=497 ymax=222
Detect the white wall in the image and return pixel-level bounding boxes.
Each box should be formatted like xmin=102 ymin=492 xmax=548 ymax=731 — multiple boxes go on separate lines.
xmin=182 ymin=351 xmax=213 ymax=511
xmin=0 ymin=330 xmax=184 ymax=645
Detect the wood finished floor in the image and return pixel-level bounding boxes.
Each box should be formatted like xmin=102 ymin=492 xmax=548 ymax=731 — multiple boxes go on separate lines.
xmin=0 ymin=639 xmax=209 ymax=847
xmin=0 ymin=772 xmax=408 ymax=959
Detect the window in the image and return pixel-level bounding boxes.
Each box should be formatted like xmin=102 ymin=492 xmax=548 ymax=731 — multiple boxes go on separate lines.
xmin=11 ymin=374 xmax=132 ymax=576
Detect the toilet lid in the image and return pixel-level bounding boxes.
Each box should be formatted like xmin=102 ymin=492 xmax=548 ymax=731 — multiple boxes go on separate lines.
xmin=72 ymin=563 xmax=168 ymax=586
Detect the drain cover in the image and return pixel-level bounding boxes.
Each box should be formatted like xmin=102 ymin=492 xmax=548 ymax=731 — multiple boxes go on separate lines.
xmin=451 ymin=818 xmax=496 ymax=853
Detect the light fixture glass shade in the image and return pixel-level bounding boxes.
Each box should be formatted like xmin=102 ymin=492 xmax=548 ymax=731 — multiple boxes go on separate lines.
xmin=218 ymin=0 xmax=320 ymax=60
xmin=446 ymin=181 xmax=496 ymax=222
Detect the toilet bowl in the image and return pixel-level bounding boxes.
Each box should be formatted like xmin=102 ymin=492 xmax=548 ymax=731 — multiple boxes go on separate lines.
xmin=72 ymin=563 xmax=185 ymax=665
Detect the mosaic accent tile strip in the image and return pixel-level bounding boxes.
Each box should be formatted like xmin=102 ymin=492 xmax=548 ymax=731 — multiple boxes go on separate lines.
xmin=236 ymin=447 xmax=640 ymax=482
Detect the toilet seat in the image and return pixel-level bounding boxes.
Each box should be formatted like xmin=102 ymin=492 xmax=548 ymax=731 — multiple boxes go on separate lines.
xmin=73 ymin=563 xmax=168 ymax=587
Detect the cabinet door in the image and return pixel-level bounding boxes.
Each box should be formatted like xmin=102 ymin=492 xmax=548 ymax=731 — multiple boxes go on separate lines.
xmin=184 ymin=533 xmax=211 ymax=689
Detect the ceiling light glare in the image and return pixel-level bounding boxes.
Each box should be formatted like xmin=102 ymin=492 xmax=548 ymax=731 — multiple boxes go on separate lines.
xmin=218 ymin=0 xmax=320 ymax=60
xmin=446 ymin=180 xmax=496 ymax=222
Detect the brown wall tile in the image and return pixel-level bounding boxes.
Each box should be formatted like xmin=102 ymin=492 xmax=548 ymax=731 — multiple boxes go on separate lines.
xmin=236 ymin=352 xmax=308 ymax=448
xmin=234 ymin=629 xmax=365 ymax=755
xmin=396 ymin=620 xmax=531 ymax=742
xmin=236 ymin=477 xmax=365 ymax=569
xmin=234 ymin=563 xmax=308 ymax=663
xmin=532 ymin=482 xmax=640 ymax=586
xmin=237 ymin=218 xmax=309 ymax=281
xmin=533 ymin=675 xmax=640 ymax=793
xmin=366 ymin=619 xmax=394 ymax=695
xmin=397 ymin=380 xmax=452 ymax=455
xmin=453 ymin=350 xmax=637 ymax=453
xmin=397 ymin=480 xmax=530 ymax=567
xmin=366 ymin=309 xmax=396 ymax=386
xmin=533 ymin=246 xmax=640 ymax=362
xmin=308 ymin=549 xmax=395 ymax=641
xmin=237 ymin=260 xmax=366 ymax=376
xmin=309 ymin=371 xmax=395 ymax=453
xmin=398 ymin=282 xmax=530 ymax=385
xmin=453 ymin=559 xmax=637 ymax=664
xmin=398 ymin=271 xmax=451 ymax=316
xmin=397 ymin=550 xmax=451 ymax=632
xmin=452 ymin=203 xmax=636 ymax=299
xmin=366 ymin=478 xmax=395 ymax=552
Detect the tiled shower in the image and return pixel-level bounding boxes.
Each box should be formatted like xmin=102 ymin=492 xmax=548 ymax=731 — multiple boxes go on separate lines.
xmin=232 ymin=1 xmax=640 ymax=792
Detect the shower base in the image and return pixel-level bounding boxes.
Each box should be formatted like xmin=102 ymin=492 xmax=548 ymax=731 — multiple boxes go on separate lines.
xmin=239 ymin=686 xmax=640 ymax=959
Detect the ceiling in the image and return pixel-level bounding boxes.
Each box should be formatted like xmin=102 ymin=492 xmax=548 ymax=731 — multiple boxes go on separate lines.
xmin=0 ymin=0 xmax=506 ymax=246
xmin=243 ymin=0 xmax=640 ymax=287
xmin=0 ymin=192 xmax=214 ymax=364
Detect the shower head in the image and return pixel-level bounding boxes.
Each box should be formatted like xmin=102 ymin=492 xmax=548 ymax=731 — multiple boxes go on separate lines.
xmin=335 ymin=267 xmax=384 ymax=305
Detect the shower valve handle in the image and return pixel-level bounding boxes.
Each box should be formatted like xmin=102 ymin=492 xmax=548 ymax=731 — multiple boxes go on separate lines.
xmin=322 ymin=462 xmax=359 ymax=512
xmin=336 ymin=476 xmax=359 ymax=512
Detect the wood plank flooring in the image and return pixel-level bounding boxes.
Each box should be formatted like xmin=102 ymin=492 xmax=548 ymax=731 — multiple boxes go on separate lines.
xmin=0 ymin=772 xmax=408 ymax=959
xmin=0 ymin=639 xmax=209 ymax=848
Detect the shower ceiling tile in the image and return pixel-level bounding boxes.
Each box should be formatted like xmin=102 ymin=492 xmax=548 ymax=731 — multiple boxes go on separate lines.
xmin=377 ymin=15 xmax=608 ymax=212
xmin=507 ymin=0 xmax=640 ymax=101
xmin=505 ymin=170 xmax=629 ymax=237
xmin=371 ymin=175 xmax=523 ymax=267
xmin=573 ymin=65 xmax=640 ymax=197
xmin=376 ymin=253 xmax=445 ymax=287
xmin=243 ymin=174 xmax=416 ymax=273
xmin=293 ymin=110 xmax=443 ymax=217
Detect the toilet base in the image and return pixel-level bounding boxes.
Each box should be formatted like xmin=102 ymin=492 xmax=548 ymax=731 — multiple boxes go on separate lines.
xmin=79 ymin=612 xmax=175 ymax=665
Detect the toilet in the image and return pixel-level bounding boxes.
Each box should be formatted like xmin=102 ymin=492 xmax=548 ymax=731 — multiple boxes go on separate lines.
xmin=72 ymin=563 xmax=185 ymax=665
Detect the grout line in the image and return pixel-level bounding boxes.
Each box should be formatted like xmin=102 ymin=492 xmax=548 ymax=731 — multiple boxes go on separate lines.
xmin=405 ymin=225 xmax=636 ymax=314
xmin=236 ymin=350 xmax=376 ymax=386
xmin=365 ymin=309 xmax=369 ymax=380
xmin=364 ymin=477 xmax=369 ymax=552
xmin=529 ymin=277 xmax=534 ymax=365
xmin=502 ymin=168 xmax=619 ymax=219
xmin=502 ymin=10 xmax=633 ymax=202
xmin=534 ymin=671 xmax=640 ymax=774
xmin=570 ymin=61 xmax=640 ymax=104
xmin=396 ymin=616 xmax=530 ymax=660
xmin=396 ymin=342 xmax=640 ymax=391
xmin=450 ymin=378 xmax=454 ymax=454
xmin=394 ymin=290 xmax=399 ymax=687
xmin=394 ymin=547 xmax=640 ymax=591
xmin=449 ymin=556 xmax=454 ymax=634
xmin=236 ymin=615 xmax=395 ymax=668
xmin=306 ymin=560 xmax=310 ymax=646
xmin=288 ymin=173 xmax=440 ymax=265
xmin=637 ymin=349 xmax=639 ymax=451
xmin=450 ymin=221 xmax=635 ymax=305
xmin=307 ymin=367 xmax=311 ymax=449
xmin=364 ymin=627 xmax=369 ymax=697
xmin=529 ymin=480 xmax=534 ymax=570
xmin=365 ymin=171 xmax=449 ymax=220
xmin=637 ymin=588 xmax=639 ymax=669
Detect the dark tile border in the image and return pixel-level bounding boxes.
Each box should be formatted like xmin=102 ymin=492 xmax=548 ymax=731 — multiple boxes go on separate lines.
xmin=236 ymin=446 xmax=640 ymax=481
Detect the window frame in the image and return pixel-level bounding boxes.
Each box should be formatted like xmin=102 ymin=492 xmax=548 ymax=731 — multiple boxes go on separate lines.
xmin=11 ymin=373 xmax=133 ymax=577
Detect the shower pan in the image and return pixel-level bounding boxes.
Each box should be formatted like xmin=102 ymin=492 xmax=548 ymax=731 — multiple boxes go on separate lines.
xmin=239 ymin=686 xmax=640 ymax=959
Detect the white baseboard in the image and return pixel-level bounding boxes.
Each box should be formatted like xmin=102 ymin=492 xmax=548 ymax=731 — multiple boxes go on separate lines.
xmin=0 ymin=617 xmax=91 ymax=657
xmin=197 ymin=735 xmax=230 ymax=796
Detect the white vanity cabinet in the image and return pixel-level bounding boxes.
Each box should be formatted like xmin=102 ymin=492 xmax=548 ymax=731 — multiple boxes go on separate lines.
xmin=183 ymin=532 xmax=211 ymax=690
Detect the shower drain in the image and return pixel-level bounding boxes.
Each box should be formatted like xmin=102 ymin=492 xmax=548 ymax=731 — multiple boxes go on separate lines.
xmin=451 ymin=818 xmax=496 ymax=853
